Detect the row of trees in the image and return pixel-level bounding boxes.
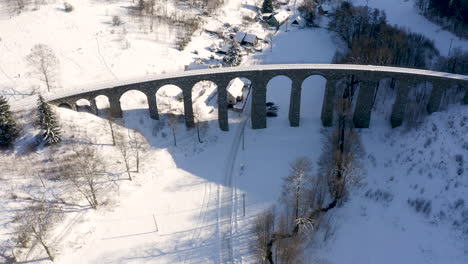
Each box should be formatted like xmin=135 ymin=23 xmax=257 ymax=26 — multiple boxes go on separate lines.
xmin=329 ymin=2 xmax=439 ymax=69
xmin=253 ymin=90 xmax=362 ymax=263
xmin=330 ymin=1 xmax=467 ymax=75
xmin=416 ymin=0 xmax=468 ymax=38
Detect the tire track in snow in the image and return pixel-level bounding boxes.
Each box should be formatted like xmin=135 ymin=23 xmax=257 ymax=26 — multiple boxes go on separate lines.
xmin=219 ymin=92 xmax=251 ymax=264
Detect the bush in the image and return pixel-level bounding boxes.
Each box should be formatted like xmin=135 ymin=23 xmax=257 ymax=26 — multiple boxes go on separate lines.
xmin=63 ymin=2 xmax=74 ymax=12
xmin=112 ymin=15 xmax=122 ymax=26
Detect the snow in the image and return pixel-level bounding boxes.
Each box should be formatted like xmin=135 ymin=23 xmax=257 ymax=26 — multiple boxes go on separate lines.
xmin=352 ymin=0 xmax=468 ymax=56
xmin=0 ymin=0 xmax=467 ymax=263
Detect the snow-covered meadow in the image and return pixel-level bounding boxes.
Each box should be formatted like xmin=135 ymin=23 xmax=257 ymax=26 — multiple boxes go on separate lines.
xmin=0 ymin=0 xmax=467 ymax=263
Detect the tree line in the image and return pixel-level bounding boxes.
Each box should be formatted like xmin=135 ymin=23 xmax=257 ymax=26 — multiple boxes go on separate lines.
xmin=416 ymin=0 xmax=468 ymax=39
xmin=329 ymin=1 xmax=467 ymax=75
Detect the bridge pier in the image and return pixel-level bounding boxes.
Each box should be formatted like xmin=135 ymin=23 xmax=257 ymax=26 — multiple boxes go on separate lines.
xmin=289 ymin=78 xmax=302 ymax=127
xmin=390 ymin=79 xmax=411 ymax=128
xmin=251 ymin=78 xmax=267 ymax=129
xmin=353 ymin=79 xmax=378 ymax=128
xmin=109 ymin=95 xmax=123 ymax=118
xmin=146 ymin=92 xmax=159 ymax=120
xmin=321 ymin=78 xmax=337 ymax=127
xmin=464 ymin=86 xmax=468 ymax=105
xmin=427 ymin=81 xmax=445 ymax=114
xmin=182 ymin=88 xmax=194 ymax=128
xmin=90 ymin=98 xmax=98 ymax=115
xmin=217 ymin=80 xmax=229 ymax=131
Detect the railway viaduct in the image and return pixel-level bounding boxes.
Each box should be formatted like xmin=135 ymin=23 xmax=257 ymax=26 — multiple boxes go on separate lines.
xmin=47 ymin=64 xmax=468 ymax=131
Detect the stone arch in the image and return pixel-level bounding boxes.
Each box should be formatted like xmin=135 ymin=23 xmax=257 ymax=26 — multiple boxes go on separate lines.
xmin=95 ymin=95 xmax=110 ymax=115
xmin=402 ymin=80 xmax=433 ymax=127
xmin=299 ymin=74 xmax=327 ymax=126
xmin=119 ymin=89 xmax=150 ymax=117
xmin=156 ymin=84 xmax=185 ymax=118
xmin=190 ymin=80 xmax=218 ymax=127
xmin=439 ymin=83 xmax=465 ymax=110
xmin=265 ymin=75 xmax=293 ymax=127
xmin=58 ymin=102 xmax=73 ymax=110
xmin=75 ymin=99 xmax=94 ymax=113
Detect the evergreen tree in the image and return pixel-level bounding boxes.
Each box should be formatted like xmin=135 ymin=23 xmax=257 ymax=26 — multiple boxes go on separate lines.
xmin=223 ymin=41 xmax=242 ymax=66
xmin=37 ymin=95 xmax=61 ymax=145
xmin=0 ymin=96 xmax=18 ymax=148
xmin=261 ymin=0 xmax=273 ymax=13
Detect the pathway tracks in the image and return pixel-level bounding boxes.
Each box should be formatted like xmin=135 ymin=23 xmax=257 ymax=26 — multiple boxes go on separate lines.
xmin=219 ymin=93 xmax=251 ymax=264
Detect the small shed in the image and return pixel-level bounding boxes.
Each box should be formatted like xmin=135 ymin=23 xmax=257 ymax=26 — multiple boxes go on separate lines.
xmin=227 ymin=78 xmax=246 ymax=105
xmin=234 ymin=32 xmax=246 ymax=43
xmin=290 ymin=15 xmax=306 ymax=28
xmin=267 ymin=11 xmax=289 ymax=27
xmin=243 ymin=33 xmax=258 ymax=45
xmin=217 ymin=44 xmax=232 ymax=54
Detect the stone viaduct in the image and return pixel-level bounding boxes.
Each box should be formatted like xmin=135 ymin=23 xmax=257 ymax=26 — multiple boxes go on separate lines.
xmin=47 ymin=64 xmax=468 ymax=131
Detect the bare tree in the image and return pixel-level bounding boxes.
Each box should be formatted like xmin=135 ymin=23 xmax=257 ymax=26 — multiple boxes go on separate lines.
xmin=281 ymin=157 xmax=313 ymax=226
xmin=14 ymin=203 xmax=62 ymax=261
xmin=252 ymin=208 xmax=275 ymax=264
xmin=167 ymin=112 xmax=180 ymax=147
xmin=64 ymin=147 xmax=106 ymax=209
xmin=128 ymin=129 xmax=146 ymax=173
xmin=108 ymin=119 xmax=116 ymax=146
xmin=193 ymin=104 xmax=206 ymax=143
xmin=26 ymin=44 xmax=59 ymax=93
xmin=116 ymin=132 xmax=133 ymax=181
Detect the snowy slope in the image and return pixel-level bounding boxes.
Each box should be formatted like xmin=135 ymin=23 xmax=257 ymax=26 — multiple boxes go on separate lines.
xmin=0 ymin=0 xmax=467 ymax=263
xmin=353 ymin=0 xmax=468 ymax=56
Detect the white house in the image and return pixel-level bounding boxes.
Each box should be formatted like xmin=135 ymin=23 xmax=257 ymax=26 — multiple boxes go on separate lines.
xmin=227 ymin=77 xmax=247 ymax=105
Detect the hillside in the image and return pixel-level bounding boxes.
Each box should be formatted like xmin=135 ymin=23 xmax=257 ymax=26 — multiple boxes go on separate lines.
xmin=0 ymin=0 xmax=466 ymax=263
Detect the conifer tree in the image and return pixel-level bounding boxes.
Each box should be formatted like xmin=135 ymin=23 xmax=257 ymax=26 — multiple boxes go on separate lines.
xmin=0 ymin=96 xmax=18 ymax=148
xmin=262 ymin=0 xmax=273 ymax=13
xmin=223 ymin=41 xmax=242 ymax=66
xmin=37 ymin=95 xmax=61 ymax=145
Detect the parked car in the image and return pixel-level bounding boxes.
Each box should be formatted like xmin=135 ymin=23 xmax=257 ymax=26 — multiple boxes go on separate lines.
xmin=266 ymin=102 xmax=278 ymax=117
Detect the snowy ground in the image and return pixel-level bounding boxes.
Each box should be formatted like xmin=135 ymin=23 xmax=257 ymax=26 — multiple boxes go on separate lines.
xmin=0 ymin=0 xmax=467 ymax=263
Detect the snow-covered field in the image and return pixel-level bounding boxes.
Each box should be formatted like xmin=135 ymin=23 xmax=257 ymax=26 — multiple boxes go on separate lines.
xmin=0 ymin=0 xmax=467 ymax=263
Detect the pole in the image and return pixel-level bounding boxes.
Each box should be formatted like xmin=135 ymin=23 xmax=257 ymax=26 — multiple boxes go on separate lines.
xmin=448 ymin=38 xmax=453 ymax=56
xmin=242 ymin=193 xmax=246 ymax=217
xmin=152 ymin=213 xmax=159 ymax=232
xmin=242 ymin=127 xmax=245 ymax=150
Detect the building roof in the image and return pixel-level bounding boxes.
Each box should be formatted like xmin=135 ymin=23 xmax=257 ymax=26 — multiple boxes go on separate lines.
xmin=290 ymin=15 xmax=306 ymax=27
xmin=234 ymin=32 xmax=246 ymax=43
xmin=272 ymin=11 xmax=289 ymax=23
xmin=243 ymin=33 xmax=257 ymax=44
xmin=227 ymin=77 xmax=245 ymax=96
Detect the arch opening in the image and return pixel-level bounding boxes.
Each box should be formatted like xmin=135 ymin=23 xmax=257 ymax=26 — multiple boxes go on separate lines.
xmin=300 ymin=75 xmax=327 ymax=126
xmin=58 ymin=103 xmax=73 ymax=110
xmin=404 ymin=81 xmax=433 ymax=128
xmin=440 ymin=84 xmax=465 ymax=110
xmin=95 ymin=95 xmax=110 ymax=115
xmin=265 ymin=75 xmax=292 ymax=127
xmin=119 ymin=90 xmax=149 ymax=112
xmin=156 ymin=85 xmax=184 ymax=116
xmin=369 ymin=77 xmax=398 ymax=125
xmin=192 ymin=80 xmax=218 ymax=120
xmin=76 ymin=99 xmax=92 ymax=113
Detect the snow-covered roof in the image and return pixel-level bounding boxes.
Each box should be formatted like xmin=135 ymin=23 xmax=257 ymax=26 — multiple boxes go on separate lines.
xmin=290 ymin=15 xmax=306 ymax=27
xmin=243 ymin=33 xmax=257 ymax=44
xmin=227 ymin=77 xmax=245 ymax=96
xmin=272 ymin=11 xmax=289 ymax=24
xmin=234 ymin=32 xmax=246 ymax=43
xmin=218 ymin=44 xmax=232 ymax=54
